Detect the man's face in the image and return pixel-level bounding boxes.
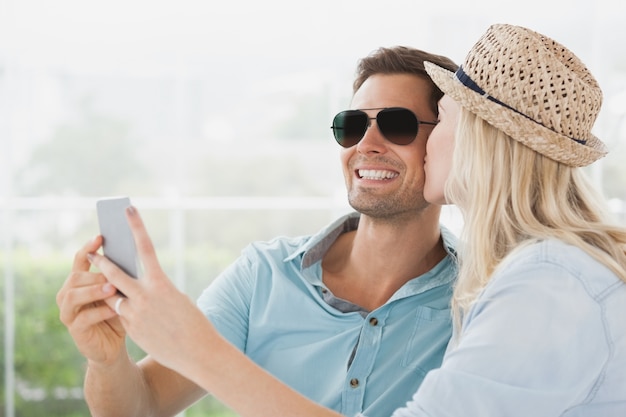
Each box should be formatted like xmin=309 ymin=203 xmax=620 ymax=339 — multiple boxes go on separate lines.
xmin=340 ymin=73 xmax=437 ymax=219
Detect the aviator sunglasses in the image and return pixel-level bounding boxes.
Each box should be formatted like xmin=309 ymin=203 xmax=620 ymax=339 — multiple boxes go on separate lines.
xmin=330 ymin=107 xmax=438 ymax=148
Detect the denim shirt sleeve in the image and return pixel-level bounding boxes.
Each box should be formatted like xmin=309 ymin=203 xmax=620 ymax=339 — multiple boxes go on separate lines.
xmin=391 ymin=241 xmax=613 ymax=417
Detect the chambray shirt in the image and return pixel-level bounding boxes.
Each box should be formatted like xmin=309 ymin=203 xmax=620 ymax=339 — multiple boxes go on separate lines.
xmin=388 ymin=239 xmax=626 ymax=417
xmin=197 ymin=212 xmax=457 ymax=417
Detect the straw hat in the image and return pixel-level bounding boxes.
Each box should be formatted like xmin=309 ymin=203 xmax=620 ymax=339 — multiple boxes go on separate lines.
xmin=425 ymin=24 xmax=607 ymax=167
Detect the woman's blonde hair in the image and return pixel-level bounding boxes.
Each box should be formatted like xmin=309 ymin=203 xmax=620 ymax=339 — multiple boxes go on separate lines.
xmin=446 ymin=109 xmax=626 ymax=333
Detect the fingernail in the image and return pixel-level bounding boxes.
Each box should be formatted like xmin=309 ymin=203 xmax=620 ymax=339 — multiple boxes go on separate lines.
xmin=127 ymin=206 xmax=136 ymax=216
xmin=87 ymin=253 xmax=94 ymax=263
xmin=102 ymin=283 xmax=114 ymax=293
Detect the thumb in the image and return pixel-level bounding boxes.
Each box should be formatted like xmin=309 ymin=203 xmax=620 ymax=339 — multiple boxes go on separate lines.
xmin=72 ymin=235 xmax=103 ymax=272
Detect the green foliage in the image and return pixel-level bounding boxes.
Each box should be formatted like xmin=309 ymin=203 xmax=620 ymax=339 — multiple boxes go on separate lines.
xmin=0 ymin=249 xmax=239 ymax=416
xmin=0 ymin=250 xmax=92 ymax=416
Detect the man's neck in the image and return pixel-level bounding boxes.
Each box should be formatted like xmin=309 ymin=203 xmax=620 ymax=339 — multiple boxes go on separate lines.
xmin=321 ymin=208 xmax=446 ymax=311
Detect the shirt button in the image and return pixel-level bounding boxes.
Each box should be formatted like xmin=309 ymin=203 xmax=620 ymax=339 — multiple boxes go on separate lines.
xmin=369 ymin=317 xmax=378 ymax=326
xmin=350 ymin=378 xmax=359 ymax=388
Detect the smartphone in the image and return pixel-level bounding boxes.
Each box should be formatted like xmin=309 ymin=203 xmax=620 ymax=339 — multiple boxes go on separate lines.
xmin=96 ymin=196 xmax=139 ymax=278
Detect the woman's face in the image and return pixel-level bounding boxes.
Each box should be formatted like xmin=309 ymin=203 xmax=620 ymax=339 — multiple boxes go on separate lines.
xmin=423 ymin=95 xmax=460 ymax=205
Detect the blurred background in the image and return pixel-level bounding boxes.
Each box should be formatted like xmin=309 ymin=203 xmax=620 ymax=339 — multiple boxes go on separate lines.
xmin=1 ymin=0 xmax=625 ymax=415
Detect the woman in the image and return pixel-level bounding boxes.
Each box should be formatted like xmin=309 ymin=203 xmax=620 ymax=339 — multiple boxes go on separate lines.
xmin=81 ymin=24 xmax=626 ymax=416
xmin=403 ymin=24 xmax=626 ymax=416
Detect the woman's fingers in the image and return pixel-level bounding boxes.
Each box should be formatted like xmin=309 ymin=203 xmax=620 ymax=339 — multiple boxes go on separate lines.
xmin=88 ymin=252 xmax=139 ymax=299
xmin=124 ymin=206 xmax=162 ymax=275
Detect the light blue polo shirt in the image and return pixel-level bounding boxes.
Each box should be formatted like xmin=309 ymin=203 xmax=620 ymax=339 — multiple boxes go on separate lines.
xmin=197 ymin=212 xmax=457 ymax=417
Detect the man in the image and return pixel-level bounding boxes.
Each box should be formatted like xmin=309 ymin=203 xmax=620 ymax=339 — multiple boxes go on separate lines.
xmin=57 ymin=46 xmax=458 ymax=417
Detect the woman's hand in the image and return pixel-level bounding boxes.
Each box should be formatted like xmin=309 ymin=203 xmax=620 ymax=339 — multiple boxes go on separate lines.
xmin=87 ymin=206 xmax=212 ymax=373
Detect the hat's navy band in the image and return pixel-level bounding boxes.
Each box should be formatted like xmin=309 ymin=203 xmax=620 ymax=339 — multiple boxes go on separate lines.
xmin=454 ymin=66 xmax=586 ymax=145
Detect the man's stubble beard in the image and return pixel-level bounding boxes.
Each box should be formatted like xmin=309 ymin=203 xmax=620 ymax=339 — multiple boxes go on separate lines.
xmin=347 ymin=188 xmax=430 ymax=220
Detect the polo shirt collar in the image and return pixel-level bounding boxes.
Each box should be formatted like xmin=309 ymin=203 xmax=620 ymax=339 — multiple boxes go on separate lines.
xmin=285 ymin=211 xmax=458 ymax=270
xmin=284 ymin=211 xmax=360 ymax=269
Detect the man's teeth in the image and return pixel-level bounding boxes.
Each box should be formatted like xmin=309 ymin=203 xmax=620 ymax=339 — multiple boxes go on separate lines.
xmin=358 ymin=169 xmax=398 ymax=180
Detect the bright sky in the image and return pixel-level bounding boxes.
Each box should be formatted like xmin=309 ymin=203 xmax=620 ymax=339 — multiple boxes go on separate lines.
xmin=2 ymin=0 xmax=623 ymax=77
xmin=0 ymin=0 xmax=624 ymax=155
xmin=0 ymin=0 xmax=624 ymax=222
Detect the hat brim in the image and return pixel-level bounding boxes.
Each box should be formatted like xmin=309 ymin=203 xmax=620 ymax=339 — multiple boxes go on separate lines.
xmin=425 ymin=62 xmax=607 ymax=167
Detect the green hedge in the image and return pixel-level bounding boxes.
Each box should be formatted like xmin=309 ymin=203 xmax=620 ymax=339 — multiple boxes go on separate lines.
xmin=0 ymin=249 xmax=238 ymax=417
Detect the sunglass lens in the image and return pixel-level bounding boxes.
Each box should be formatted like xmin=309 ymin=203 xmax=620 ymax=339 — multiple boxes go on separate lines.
xmin=378 ymin=108 xmax=418 ymax=145
xmin=332 ymin=110 xmax=368 ymax=148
